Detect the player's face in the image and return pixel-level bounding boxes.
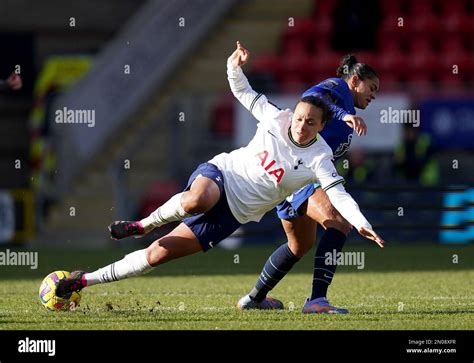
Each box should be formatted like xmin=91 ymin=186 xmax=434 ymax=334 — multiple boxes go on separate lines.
xmin=291 ymin=102 xmax=325 ymax=145
xmin=352 ymin=76 xmax=379 ymax=109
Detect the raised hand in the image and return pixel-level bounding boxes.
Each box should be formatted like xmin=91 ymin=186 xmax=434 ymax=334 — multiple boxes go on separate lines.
xmin=228 ymin=41 xmax=250 ymax=68
xmin=6 ymin=72 xmax=22 ymax=91
xmin=343 ymin=114 xmax=367 ymax=136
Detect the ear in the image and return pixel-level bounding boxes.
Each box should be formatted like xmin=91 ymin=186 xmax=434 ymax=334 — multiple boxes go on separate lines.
xmin=350 ymin=75 xmax=360 ymax=88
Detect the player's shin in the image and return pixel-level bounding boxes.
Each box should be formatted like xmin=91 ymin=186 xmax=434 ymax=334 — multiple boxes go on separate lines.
xmin=85 ymin=249 xmax=154 ymax=286
xmin=311 ymin=228 xmax=347 ymax=299
xmin=139 ymin=193 xmax=192 ymax=232
xmin=249 ymin=243 xmax=299 ymax=302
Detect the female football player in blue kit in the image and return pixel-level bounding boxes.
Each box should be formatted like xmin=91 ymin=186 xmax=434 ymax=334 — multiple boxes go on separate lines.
xmin=237 ymin=54 xmax=380 ymax=313
xmin=55 ymin=42 xmax=383 ymax=304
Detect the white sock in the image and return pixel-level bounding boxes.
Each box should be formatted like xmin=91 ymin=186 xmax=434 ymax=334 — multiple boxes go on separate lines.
xmin=85 ymin=249 xmax=154 ymax=286
xmin=139 ymin=192 xmax=192 ymax=232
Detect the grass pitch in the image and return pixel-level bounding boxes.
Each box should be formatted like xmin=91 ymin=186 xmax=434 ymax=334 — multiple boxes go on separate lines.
xmin=0 ymin=244 xmax=473 ymax=330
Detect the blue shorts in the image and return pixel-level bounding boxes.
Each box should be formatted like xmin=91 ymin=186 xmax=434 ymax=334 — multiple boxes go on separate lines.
xmin=183 ymin=163 xmax=242 ymax=252
xmin=276 ymin=183 xmax=321 ymax=219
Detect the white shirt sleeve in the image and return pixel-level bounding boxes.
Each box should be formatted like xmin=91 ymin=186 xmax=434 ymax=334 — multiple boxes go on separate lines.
xmin=316 ymin=154 xmax=345 ymax=191
xmin=227 ymin=60 xmax=280 ymax=123
xmin=325 ymin=183 xmax=372 ymax=230
xmin=315 ymin=154 xmax=371 ymax=230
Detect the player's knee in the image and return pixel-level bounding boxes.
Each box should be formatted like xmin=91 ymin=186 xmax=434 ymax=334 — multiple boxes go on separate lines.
xmin=146 ymin=240 xmax=173 ymax=266
xmin=181 ymin=190 xmax=214 ymax=214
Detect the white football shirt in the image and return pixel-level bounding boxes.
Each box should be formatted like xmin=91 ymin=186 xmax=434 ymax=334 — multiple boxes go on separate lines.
xmin=209 ymin=61 xmax=344 ymax=224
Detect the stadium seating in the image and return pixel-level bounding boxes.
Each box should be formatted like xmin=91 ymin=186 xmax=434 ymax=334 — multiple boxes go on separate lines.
xmin=247 ymin=0 xmax=473 ymax=91
xmin=210 ymin=94 xmax=234 ymax=138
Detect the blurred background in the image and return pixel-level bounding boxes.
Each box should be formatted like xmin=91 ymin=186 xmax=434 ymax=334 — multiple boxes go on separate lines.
xmin=0 ymin=0 xmax=472 ymax=250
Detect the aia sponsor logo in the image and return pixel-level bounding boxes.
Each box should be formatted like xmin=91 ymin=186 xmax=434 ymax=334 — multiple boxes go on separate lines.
xmin=255 ymin=150 xmax=284 ymax=183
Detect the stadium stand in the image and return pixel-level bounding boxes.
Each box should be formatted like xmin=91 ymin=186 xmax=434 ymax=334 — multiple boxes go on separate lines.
xmin=0 ymin=0 xmax=471 ymax=247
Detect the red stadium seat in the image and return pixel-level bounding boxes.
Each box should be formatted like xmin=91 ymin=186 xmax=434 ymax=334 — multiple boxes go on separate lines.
xmin=377 ymin=50 xmax=407 ymax=79
xmin=379 ymin=0 xmax=406 ymax=16
xmin=279 ymin=73 xmax=306 ymax=93
xmin=438 ymin=35 xmax=466 ymax=53
xmin=310 ymin=51 xmax=343 ymax=80
xmin=407 ymin=0 xmax=435 ymax=15
xmin=313 ymin=0 xmax=338 ymax=17
xmin=439 ymin=0 xmax=467 ymax=16
xmin=282 ymin=38 xmax=309 ymax=56
xmin=410 ymin=13 xmax=440 ymax=37
xmin=379 ymin=14 xmax=411 ymax=39
xmin=443 ymin=13 xmax=474 ymax=35
xmin=313 ymin=16 xmax=333 ymax=38
xmin=355 ymin=51 xmax=376 ymax=69
xmin=440 ymin=50 xmax=474 ymax=81
xmin=251 ymin=54 xmax=281 ymax=75
xmin=377 ymin=34 xmax=404 ymax=53
xmin=311 ymin=35 xmax=331 ymax=54
xmin=407 ymin=35 xmax=435 ymax=53
xmin=466 ymin=33 xmax=474 ymax=52
xmin=438 ymin=72 xmax=465 ymax=89
xmin=211 ymin=94 xmax=234 ymax=138
xmin=284 ymin=18 xmax=316 ymax=45
xmin=408 ymin=49 xmax=439 ymax=78
xmin=140 ymin=180 xmax=181 ymax=218
xmin=408 ymin=72 xmax=433 ymax=89
xmin=376 ymin=70 xmax=402 ymax=89
xmin=280 ymin=52 xmax=313 ymax=77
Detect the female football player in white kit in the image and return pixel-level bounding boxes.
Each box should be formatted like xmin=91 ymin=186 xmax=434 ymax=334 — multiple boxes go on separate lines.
xmin=56 ymin=42 xmax=384 ymax=302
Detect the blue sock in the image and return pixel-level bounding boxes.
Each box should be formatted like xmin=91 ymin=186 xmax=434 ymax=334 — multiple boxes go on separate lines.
xmin=311 ymin=228 xmax=347 ymax=300
xmin=249 ymin=243 xmax=299 ymax=302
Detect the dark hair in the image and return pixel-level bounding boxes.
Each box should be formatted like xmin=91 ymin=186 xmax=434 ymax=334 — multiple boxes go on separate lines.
xmin=298 ymin=96 xmax=333 ymax=124
xmin=336 ymin=54 xmax=378 ymax=81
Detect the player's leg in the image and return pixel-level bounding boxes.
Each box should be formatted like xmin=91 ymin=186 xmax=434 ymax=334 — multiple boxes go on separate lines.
xmin=56 ymin=223 xmax=203 ymax=297
xmin=238 ymin=213 xmax=315 ymax=310
xmin=302 ymin=187 xmax=351 ymax=314
xmin=57 ymin=167 xmax=241 ymax=298
xmin=238 ymin=185 xmax=317 ymax=310
xmin=109 ymin=163 xmax=221 ymax=239
xmin=238 ymin=215 xmax=315 ymax=310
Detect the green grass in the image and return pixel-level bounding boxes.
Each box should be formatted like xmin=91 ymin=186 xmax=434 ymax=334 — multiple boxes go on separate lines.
xmin=0 ymin=244 xmax=473 ymax=330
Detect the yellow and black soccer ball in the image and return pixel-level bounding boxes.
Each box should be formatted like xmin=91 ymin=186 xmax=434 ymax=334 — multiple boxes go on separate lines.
xmin=38 ymin=271 xmax=81 ymax=311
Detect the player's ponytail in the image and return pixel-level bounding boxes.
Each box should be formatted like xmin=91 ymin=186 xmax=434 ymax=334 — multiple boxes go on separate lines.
xmin=336 ymin=54 xmax=377 ymax=81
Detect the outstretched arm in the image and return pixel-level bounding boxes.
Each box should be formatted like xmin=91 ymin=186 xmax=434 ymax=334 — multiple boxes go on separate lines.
xmin=325 ymin=183 xmax=384 ymax=247
xmin=317 ymin=156 xmax=384 ymax=247
xmin=227 ymin=41 xmax=280 ymax=123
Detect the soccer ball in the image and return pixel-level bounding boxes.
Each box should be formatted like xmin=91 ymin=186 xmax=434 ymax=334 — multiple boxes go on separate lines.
xmin=38 ymin=271 xmax=81 ymax=311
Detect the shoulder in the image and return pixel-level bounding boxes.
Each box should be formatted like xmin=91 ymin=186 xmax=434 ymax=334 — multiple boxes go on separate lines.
xmin=303 ymin=78 xmax=348 ymax=97
xmin=317 ymin=135 xmax=334 ymax=156
xmin=305 ymin=135 xmax=334 ymax=167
